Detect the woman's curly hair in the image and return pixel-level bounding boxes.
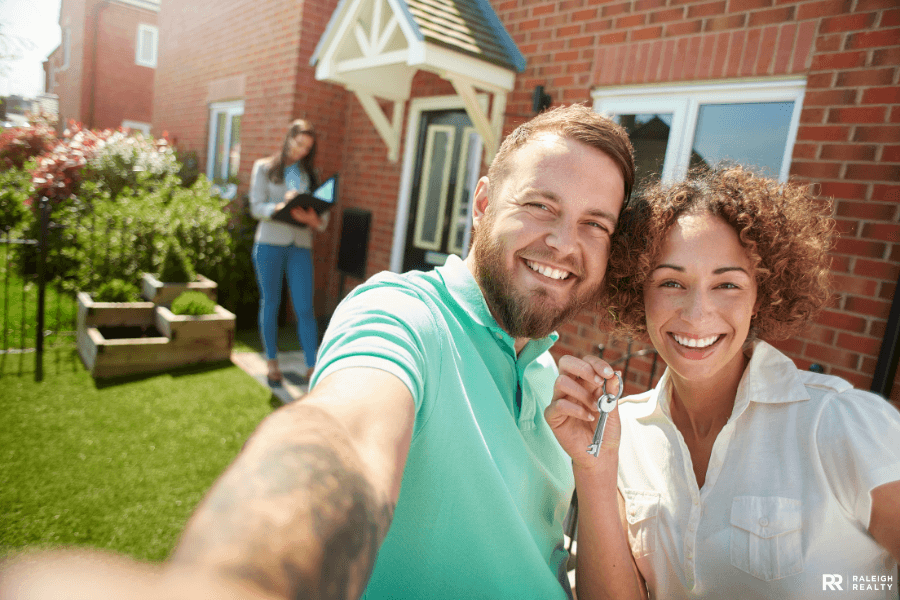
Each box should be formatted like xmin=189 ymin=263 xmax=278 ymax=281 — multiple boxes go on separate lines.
xmin=602 ymin=165 xmax=835 ymax=342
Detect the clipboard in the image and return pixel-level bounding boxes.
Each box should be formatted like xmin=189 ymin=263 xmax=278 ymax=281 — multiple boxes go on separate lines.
xmin=271 ymin=174 xmax=338 ymax=223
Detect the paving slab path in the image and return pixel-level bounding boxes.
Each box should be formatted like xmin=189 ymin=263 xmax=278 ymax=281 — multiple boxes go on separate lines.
xmin=231 ymin=350 xmax=309 ymax=405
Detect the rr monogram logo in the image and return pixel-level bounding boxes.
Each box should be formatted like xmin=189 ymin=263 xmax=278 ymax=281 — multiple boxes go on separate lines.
xmin=823 ymin=574 xmax=843 ymax=591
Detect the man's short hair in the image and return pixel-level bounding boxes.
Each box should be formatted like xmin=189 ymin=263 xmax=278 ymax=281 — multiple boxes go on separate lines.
xmin=488 ymin=104 xmax=636 ymax=205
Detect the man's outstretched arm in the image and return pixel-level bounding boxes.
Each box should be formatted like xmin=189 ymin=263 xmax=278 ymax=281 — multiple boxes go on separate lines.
xmin=0 ymin=367 xmax=415 ymax=600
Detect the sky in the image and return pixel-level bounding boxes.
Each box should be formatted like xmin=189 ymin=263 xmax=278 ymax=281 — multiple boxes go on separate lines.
xmin=0 ymin=0 xmax=61 ymax=98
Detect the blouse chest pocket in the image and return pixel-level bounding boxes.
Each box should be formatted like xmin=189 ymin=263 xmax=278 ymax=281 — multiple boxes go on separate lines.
xmin=730 ymin=496 xmax=803 ymax=581
xmin=623 ymin=489 xmax=661 ymax=558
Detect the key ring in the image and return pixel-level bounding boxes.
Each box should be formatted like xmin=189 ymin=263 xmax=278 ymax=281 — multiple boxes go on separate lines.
xmin=597 ymin=372 xmax=623 ymax=412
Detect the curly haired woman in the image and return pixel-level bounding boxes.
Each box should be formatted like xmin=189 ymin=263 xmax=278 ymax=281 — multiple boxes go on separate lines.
xmin=546 ymin=166 xmax=900 ymax=599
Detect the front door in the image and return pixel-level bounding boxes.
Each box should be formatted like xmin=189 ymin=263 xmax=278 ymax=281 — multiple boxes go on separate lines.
xmin=402 ymin=109 xmax=481 ymax=273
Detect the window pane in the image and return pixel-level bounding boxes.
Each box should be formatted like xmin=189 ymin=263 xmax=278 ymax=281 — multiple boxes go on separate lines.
xmin=690 ymin=102 xmax=794 ymax=177
xmin=139 ymin=30 xmax=151 ymax=63
xmin=228 ymin=114 xmax=241 ymax=180
xmin=618 ymin=113 xmax=672 ymax=189
xmin=214 ymin=112 xmax=227 ymax=182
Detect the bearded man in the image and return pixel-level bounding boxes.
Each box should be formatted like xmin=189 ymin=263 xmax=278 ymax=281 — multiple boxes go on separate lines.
xmin=1 ymin=104 xmax=634 ymax=600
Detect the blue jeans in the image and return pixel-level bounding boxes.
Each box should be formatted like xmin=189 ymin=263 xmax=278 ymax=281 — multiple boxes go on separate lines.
xmin=252 ymin=243 xmax=318 ymax=369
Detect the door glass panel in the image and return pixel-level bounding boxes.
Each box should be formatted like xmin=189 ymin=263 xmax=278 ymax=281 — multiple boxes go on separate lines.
xmin=690 ymin=102 xmax=794 ymax=177
xmin=617 ymin=113 xmax=672 ymax=190
xmin=448 ymin=127 xmax=479 ymax=255
xmin=414 ymin=125 xmax=455 ymax=250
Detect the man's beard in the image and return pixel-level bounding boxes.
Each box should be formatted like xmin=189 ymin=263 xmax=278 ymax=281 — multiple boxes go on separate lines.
xmin=471 ymin=212 xmax=604 ymax=340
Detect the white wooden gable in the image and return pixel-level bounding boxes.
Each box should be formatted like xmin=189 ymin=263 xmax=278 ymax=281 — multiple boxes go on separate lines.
xmin=312 ymin=0 xmax=523 ymax=164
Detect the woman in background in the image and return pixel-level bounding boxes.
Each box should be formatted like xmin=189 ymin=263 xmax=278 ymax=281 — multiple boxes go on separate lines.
xmin=547 ymin=166 xmax=900 ymax=599
xmin=249 ymin=119 xmax=329 ymax=385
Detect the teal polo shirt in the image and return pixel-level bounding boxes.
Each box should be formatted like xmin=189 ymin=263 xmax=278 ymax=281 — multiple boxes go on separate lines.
xmin=312 ymin=255 xmax=575 ymax=600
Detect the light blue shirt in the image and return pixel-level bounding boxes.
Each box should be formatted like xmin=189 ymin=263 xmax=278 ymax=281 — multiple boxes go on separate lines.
xmin=283 ymin=162 xmax=305 ymax=191
xmin=312 ymin=255 xmax=575 ymax=600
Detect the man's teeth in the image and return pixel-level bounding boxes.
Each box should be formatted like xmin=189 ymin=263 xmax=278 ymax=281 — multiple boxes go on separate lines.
xmin=526 ymin=260 xmax=570 ymax=280
xmin=673 ymin=334 xmax=719 ymax=348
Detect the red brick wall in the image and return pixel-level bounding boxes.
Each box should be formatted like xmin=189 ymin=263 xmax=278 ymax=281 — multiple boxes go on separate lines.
xmin=91 ymin=3 xmax=157 ymax=129
xmin=48 ymin=0 xmax=156 ymax=131
xmin=153 ymin=0 xmax=305 ymax=174
xmin=320 ymin=72 xmax=457 ymax=308
xmin=294 ymin=0 xmax=350 ymax=310
xmin=489 ymin=0 xmax=899 ymax=399
xmin=152 ymin=0 xmax=348 ymax=185
xmin=153 ymin=0 xmax=349 ymax=311
xmin=152 ymin=0 xmax=898 ymax=399
xmin=48 ymin=0 xmax=87 ymax=130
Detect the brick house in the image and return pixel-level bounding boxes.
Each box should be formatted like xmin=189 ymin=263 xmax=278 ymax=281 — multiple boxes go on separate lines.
xmin=151 ymin=0 xmax=899 ymax=402
xmin=44 ymin=0 xmax=159 ymax=134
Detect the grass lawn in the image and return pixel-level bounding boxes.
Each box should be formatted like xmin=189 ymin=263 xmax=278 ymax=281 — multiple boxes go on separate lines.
xmin=0 ymin=265 xmax=77 ymax=352
xmin=0 ymin=348 xmax=275 ymax=563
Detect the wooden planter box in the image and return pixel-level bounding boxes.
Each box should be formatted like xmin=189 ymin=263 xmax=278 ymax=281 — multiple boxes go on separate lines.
xmin=155 ymin=305 xmax=235 ymax=363
xmin=141 ymin=273 xmax=217 ymax=307
xmin=76 ymin=292 xmax=167 ymax=379
xmin=76 ymin=291 xmax=235 ymax=380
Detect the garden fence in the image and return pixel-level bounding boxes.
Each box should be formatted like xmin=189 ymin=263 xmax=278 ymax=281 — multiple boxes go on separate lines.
xmin=1 ymin=197 xmax=256 ymax=382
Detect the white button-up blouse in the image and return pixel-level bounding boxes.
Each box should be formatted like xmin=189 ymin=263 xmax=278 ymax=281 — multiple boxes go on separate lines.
xmin=616 ymin=341 xmax=900 ymax=599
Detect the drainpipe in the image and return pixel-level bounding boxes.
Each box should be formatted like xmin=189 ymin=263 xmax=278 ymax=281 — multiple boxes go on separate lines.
xmin=87 ymin=0 xmax=112 ymax=129
xmin=871 ymin=269 xmax=900 ymax=400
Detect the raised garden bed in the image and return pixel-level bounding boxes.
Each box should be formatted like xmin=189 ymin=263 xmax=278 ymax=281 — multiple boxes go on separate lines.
xmin=76 ymin=290 xmax=235 ymax=380
xmin=141 ymin=273 xmax=217 ymax=307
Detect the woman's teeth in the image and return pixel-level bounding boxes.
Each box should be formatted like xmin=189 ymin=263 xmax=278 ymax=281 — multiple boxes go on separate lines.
xmin=526 ymin=260 xmax=570 ymax=280
xmin=673 ymin=334 xmax=720 ymax=348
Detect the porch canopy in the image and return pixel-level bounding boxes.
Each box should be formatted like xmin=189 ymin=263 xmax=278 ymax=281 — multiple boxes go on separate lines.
xmin=311 ymin=0 xmax=525 ymax=165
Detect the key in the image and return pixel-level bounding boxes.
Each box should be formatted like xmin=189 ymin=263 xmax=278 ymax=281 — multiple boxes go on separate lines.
xmin=587 ymin=372 xmax=623 ymax=457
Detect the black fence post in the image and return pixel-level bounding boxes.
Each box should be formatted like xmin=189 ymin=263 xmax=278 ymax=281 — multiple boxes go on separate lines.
xmin=35 ymin=197 xmax=50 ymax=382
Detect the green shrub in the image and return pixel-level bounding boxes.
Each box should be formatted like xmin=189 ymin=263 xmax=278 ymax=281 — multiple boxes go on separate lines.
xmin=171 ymin=290 xmax=216 ymax=316
xmin=175 ymin=149 xmax=200 ymax=188
xmin=85 ymin=131 xmax=178 ymax=199
xmin=158 ymin=240 xmax=196 ymax=283
xmin=93 ymin=279 xmax=141 ymax=303
xmin=0 ymin=164 xmax=33 ymax=233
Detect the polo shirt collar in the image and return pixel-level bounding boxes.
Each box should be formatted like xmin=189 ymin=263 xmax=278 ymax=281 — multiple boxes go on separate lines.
xmin=438 ymin=255 xmax=558 ymax=357
xmin=639 ymin=340 xmax=810 ymax=422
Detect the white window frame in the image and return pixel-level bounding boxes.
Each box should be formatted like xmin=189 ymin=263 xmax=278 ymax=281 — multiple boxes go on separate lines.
xmin=206 ymin=100 xmax=244 ymax=183
xmin=122 ymin=120 xmax=151 ymax=136
xmin=61 ymin=27 xmax=71 ymax=70
xmin=592 ymin=78 xmax=806 ymax=183
xmin=135 ymin=24 xmax=158 ymax=68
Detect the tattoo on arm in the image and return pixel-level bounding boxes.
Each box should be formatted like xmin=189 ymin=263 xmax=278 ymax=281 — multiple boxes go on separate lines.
xmin=172 ymin=407 xmax=394 ymax=600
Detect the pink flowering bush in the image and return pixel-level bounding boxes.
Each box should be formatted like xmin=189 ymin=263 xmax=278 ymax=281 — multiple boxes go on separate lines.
xmin=30 ymin=123 xmax=114 ymax=208
xmin=0 ymin=122 xmax=56 ymax=171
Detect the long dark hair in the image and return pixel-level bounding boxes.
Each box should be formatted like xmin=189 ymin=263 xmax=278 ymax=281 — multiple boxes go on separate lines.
xmin=267 ymin=118 xmax=318 ymax=188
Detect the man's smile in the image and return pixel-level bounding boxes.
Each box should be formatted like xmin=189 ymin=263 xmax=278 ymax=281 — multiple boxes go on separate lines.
xmin=525 ymin=259 xmax=572 ymax=281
